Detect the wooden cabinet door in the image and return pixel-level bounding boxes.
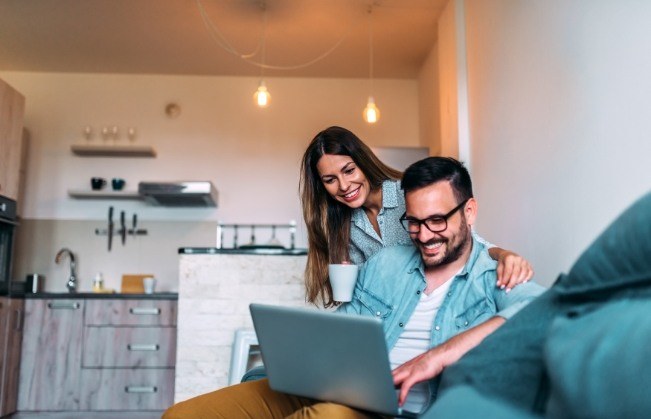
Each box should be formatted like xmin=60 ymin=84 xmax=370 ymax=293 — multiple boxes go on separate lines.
xmin=0 ymin=78 xmax=26 ymax=202
xmin=85 ymin=299 xmax=177 ymax=326
xmin=0 ymin=298 xmax=8 ymax=412
xmin=0 ymin=298 xmax=23 ymax=416
xmin=18 ymin=299 xmax=84 ymax=411
xmin=82 ymin=326 xmax=176 ymax=368
xmin=79 ymin=368 xmax=175 ymax=411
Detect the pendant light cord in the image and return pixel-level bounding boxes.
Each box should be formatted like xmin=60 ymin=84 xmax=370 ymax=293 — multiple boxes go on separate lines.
xmin=196 ymin=0 xmax=355 ymax=71
xmin=197 ymin=0 xmax=262 ymax=59
xmin=368 ymin=6 xmax=374 ymax=93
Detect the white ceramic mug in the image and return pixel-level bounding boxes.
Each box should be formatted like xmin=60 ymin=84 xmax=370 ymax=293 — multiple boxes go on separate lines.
xmin=143 ymin=276 xmax=157 ymax=294
xmin=328 ymin=263 xmax=359 ymax=302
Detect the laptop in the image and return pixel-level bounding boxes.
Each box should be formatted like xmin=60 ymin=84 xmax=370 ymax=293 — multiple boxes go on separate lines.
xmin=249 ymin=303 xmax=419 ymax=418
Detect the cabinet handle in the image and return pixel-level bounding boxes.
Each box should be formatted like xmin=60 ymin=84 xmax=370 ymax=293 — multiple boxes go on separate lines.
xmin=47 ymin=302 xmax=80 ymax=310
xmin=127 ymin=344 xmax=160 ymax=351
xmin=125 ymin=386 xmax=158 ymax=393
xmin=129 ymin=307 xmax=161 ymax=315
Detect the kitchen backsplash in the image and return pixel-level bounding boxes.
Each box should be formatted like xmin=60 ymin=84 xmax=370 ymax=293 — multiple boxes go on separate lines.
xmin=13 ymin=219 xmax=302 ymax=293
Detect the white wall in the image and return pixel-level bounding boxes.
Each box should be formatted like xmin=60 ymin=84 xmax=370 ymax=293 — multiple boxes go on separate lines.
xmin=1 ymin=72 xmax=420 ymax=291
xmin=464 ymin=0 xmax=651 ymax=286
xmin=437 ymin=0 xmax=461 ymax=159
xmin=0 ymin=72 xmax=419 ymax=223
xmin=418 ymin=42 xmax=438 ymax=155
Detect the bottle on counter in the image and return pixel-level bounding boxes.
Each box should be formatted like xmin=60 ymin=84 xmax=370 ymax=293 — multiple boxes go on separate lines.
xmin=93 ymin=272 xmax=104 ymax=292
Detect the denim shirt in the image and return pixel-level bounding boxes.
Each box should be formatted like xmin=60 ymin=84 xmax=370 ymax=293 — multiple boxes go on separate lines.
xmin=348 ymin=180 xmax=493 ymax=264
xmin=338 ymin=238 xmax=545 ymax=363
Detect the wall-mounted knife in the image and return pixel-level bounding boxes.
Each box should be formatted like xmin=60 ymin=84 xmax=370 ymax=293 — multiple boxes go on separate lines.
xmin=108 ymin=206 xmax=114 ymax=251
xmin=120 ymin=210 xmax=126 ymax=245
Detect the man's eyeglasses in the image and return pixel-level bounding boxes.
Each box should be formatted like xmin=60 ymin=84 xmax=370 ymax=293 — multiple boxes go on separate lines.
xmin=399 ymin=199 xmax=469 ymax=234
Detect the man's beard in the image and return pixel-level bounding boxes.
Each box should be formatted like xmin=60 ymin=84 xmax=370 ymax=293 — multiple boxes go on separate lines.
xmin=421 ymin=216 xmax=471 ymax=269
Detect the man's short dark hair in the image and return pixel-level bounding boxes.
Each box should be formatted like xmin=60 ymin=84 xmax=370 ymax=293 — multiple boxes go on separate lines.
xmin=401 ymin=157 xmax=474 ymax=203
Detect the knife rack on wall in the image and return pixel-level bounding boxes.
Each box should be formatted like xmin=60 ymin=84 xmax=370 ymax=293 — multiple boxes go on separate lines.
xmin=95 ymin=206 xmax=148 ymax=251
xmin=94 ymin=228 xmax=148 ymax=236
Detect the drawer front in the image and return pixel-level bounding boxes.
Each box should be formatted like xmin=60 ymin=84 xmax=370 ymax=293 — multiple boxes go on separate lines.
xmin=80 ymin=368 xmax=174 ymax=411
xmin=85 ymin=299 xmax=177 ymax=326
xmin=83 ymin=326 xmax=176 ymax=368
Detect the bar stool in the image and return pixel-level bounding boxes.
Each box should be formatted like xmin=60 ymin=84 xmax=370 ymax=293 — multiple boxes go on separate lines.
xmin=228 ymin=328 xmax=261 ymax=385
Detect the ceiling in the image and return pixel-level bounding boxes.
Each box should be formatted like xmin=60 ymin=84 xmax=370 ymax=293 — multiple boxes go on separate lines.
xmin=0 ymin=0 xmax=447 ymax=79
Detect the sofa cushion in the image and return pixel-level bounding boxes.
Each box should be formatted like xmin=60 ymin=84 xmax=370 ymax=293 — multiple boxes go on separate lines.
xmin=437 ymin=289 xmax=563 ymax=413
xmin=545 ymin=297 xmax=651 ymax=418
xmin=555 ymin=191 xmax=651 ymax=297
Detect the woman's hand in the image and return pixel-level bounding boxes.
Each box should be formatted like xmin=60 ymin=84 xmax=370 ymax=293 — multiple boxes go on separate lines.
xmin=488 ymin=248 xmax=534 ymax=291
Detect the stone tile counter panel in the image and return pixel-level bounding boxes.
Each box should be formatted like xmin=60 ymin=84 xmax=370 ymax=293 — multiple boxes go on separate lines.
xmin=175 ymin=253 xmax=309 ymax=403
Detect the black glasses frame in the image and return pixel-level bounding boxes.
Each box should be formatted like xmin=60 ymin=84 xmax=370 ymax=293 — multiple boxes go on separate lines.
xmin=399 ymin=198 xmax=470 ymax=234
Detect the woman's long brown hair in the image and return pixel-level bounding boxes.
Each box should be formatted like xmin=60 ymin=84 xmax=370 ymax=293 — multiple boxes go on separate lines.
xmin=299 ymin=126 xmax=401 ymax=307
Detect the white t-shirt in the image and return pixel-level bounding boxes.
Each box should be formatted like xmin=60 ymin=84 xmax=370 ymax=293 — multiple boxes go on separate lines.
xmin=389 ymin=276 xmax=455 ymax=413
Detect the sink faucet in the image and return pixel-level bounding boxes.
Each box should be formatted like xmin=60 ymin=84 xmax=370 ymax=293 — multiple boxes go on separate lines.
xmin=55 ymin=248 xmax=77 ymax=293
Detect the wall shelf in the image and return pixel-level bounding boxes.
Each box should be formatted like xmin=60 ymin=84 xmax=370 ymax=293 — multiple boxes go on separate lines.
xmin=70 ymin=144 xmax=156 ymax=157
xmin=68 ymin=189 xmax=143 ymax=200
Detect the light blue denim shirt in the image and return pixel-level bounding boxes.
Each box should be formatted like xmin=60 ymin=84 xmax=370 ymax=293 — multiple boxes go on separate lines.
xmin=348 ymin=180 xmax=493 ymax=264
xmin=338 ymin=238 xmax=545 ymax=354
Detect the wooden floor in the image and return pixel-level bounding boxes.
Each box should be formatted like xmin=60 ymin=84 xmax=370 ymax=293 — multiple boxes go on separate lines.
xmin=7 ymin=412 xmax=163 ymax=418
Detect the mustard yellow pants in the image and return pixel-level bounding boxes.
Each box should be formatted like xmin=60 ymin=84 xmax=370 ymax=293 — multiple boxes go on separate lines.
xmin=163 ymin=378 xmax=384 ymax=419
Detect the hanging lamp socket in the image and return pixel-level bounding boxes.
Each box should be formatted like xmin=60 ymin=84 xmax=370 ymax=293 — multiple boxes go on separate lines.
xmin=363 ymin=96 xmax=380 ymax=124
xmin=254 ymin=80 xmax=272 ymax=108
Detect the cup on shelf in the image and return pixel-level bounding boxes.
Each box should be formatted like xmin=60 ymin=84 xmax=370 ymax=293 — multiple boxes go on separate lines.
xmin=101 ymin=126 xmax=110 ymax=142
xmin=111 ymin=178 xmax=126 ymax=191
xmin=127 ymin=127 xmax=137 ymax=143
xmin=83 ymin=126 xmax=93 ymax=142
xmin=110 ymin=125 xmax=119 ymax=143
xmin=91 ymin=177 xmax=107 ymax=190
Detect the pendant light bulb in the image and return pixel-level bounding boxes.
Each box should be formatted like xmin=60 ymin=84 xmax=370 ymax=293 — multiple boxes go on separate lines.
xmin=363 ymin=96 xmax=380 ymax=124
xmin=254 ymin=80 xmax=271 ymax=108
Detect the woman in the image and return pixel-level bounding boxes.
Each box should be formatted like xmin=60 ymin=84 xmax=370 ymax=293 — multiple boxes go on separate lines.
xmin=300 ymin=126 xmax=533 ymax=307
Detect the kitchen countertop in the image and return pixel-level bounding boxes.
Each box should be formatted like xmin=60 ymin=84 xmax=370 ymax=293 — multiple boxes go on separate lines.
xmin=179 ymin=247 xmax=307 ymax=256
xmin=13 ymin=292 xmax=178 ymax=300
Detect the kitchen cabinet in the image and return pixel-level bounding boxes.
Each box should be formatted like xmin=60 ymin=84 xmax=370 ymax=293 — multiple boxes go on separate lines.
xmin=0 ymin=78 xmax=26 ymax=203
xmin=18 ymin=297 xmax=177 ymax=412
xmin=18 ymin=299 xmax=84 ymax=411
xmin=80 ymin=299 xmax=176 ymax=410
xmin=0 ymin=297 xmax=24 ymax=417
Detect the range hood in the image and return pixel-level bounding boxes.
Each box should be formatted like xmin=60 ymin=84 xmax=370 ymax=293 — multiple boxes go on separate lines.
xmin=138 ymin=181 xmax=218 ymax=207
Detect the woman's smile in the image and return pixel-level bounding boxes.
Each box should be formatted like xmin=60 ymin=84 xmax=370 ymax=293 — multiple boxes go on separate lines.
xmin=341 ymin=186 xmax=361 ymax=202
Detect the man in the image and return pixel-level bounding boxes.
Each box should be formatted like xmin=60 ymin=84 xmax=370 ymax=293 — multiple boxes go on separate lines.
xmin=338 ymin=156 xmax=544 ymax=413
xmin=163 ymin=157 xmax=544 ymax=418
